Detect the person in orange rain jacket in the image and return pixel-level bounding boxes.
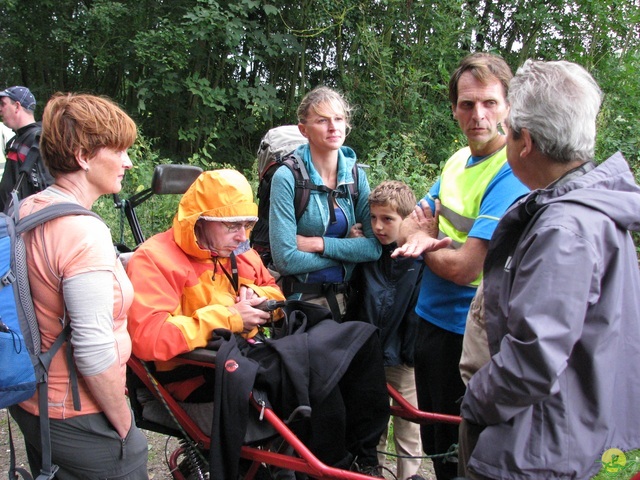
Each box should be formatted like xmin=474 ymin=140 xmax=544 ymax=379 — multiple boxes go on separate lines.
xmin=126 ymin=169 xmax=390 ymax=477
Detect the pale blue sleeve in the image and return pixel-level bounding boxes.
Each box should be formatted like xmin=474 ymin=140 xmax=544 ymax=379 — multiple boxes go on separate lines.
xmin=269 ymin=166 xmax=340 ymax=276
xmin=270 ymin=165 xmax=380 ymax=276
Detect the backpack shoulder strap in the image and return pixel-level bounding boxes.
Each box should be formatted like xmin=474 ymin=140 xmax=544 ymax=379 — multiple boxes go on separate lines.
xmin=280 ymin=154 xmax=315 ymax=221
xmin=13 ymin=126 xmax=53 ymax=198
xmin=16 ymin=126 xmax=41 ymax=176
xmin=34 ymin=323 xmax=71 ymax=480
xmin=15 ymin=201 xmax=102 ymax=235
xmin=349 ymin=163 xmax=360 ymax=206
xmin=282 ymin=156 xmax=364 ymax=222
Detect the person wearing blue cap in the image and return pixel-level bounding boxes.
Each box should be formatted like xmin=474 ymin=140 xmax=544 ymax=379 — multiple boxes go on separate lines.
xmin=0 ymin=85 xmax=53 ymax=211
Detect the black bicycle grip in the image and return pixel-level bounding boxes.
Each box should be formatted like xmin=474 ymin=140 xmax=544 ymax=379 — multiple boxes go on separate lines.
xmin=256 ymin=299 xmax=286 ymax=311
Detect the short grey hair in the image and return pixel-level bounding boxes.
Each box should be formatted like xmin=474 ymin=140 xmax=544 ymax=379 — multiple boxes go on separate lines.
xmin=508 ymin=59 xmax=602 ymax=164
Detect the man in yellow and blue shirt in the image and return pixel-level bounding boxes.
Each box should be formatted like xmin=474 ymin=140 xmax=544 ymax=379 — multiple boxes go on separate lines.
xmin=394 ymin=52 xmax=528 ymax=480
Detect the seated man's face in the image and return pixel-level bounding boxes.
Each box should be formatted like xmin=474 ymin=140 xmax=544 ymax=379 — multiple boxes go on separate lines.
xmin=195 ymin=220 xmax=255 ymax=257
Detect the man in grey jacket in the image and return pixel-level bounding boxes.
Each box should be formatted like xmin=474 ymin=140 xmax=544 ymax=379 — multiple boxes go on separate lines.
xmin=460 ymin=60 xmax=640 ymax=479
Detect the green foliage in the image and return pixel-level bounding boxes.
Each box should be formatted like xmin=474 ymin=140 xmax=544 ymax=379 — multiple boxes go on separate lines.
xmin=93 ymin=132 xmax=182 ymax=249
xmin=363 ymin=129 xmax=443 ymax=197
xmin=0 ymin=0 xmax=638 ymax=249
xmin=594 ymin=50 xmax=640 ymax=165
xmin=593 ymin=50 xmax=640 ymax=257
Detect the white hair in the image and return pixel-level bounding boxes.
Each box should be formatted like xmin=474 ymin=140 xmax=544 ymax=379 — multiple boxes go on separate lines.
xmin=508 ymin=60 xmax=602 ymax=164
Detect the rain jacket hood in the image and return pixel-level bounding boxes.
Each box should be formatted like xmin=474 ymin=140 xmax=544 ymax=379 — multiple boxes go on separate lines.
xmin=172 ymin=169 xmax=258 ymax=260
xmin=127 ymin=169 xmax=283 ymax=363
xmin=525 ymin=151 xmax=640 ymax=233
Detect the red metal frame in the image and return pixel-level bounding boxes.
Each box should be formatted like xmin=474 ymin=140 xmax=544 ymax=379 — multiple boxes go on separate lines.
xmin=127 ymin=356 xmax=211 ymax=449
xmin=128 ymin=353 xmax=462 ymax=479
xmin=122 ymin=168 xmax=463 ymax=478
xmin=387 ymin=384 xmax=461 ymax=426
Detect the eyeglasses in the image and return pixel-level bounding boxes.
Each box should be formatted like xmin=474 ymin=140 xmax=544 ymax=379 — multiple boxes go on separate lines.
xmin=221 ymin=221 xmax=256 ymax=233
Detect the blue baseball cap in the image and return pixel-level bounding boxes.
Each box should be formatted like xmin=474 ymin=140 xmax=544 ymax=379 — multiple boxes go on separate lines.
xmin=0 ymin=86 xmax=36 ymax=111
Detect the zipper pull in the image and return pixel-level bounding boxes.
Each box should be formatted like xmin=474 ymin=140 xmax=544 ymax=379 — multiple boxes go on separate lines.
xmin=258 ymin=399 xmax=266 ymax=421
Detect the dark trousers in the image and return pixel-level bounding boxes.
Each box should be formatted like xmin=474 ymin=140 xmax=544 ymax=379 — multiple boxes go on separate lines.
xmin=414 ymin=319 xmax=465 ymax=480
xmin=458 ymin=418 xmax=486 ymax=478
xmin=9 ymin=405 xmax=148 ymax=480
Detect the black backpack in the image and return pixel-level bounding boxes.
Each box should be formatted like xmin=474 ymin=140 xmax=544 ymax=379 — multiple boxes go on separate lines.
xmin=250 ymin=125 xmax=359 ymax=268
xmin=2 ymin=125 xmax=55 ymax=213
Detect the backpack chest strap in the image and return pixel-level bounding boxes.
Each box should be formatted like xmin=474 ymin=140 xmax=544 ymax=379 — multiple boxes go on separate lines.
xmin=302 ymin=182 xmax=349 ymax=224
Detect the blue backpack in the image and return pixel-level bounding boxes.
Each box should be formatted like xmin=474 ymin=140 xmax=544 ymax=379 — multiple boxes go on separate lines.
xmin=0 ymin=194 xmax=101 ymax=480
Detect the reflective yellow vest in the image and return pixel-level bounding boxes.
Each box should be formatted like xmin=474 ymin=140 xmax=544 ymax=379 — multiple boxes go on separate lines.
xmin=437 ymin=145 xmax=508 ymax=286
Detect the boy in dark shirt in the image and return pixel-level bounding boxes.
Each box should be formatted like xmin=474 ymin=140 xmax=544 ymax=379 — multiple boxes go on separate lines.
xmin=347 ymin=180 xmax=424 ymax=480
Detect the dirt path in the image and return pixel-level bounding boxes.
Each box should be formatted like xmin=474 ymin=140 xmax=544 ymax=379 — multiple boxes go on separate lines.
xmin=1 ymin=409 xmax=436 ymax=479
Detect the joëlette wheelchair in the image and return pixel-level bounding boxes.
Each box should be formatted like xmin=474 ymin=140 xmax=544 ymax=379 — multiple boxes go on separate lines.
xmin=117 ymin=164 xmax=461 ymax=480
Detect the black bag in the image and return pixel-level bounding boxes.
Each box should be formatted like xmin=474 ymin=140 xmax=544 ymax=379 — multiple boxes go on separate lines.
xmin=4 ymin=126 xmax=54 ymax=213
xmin=209 ymin=301 xmax=376 ymax=480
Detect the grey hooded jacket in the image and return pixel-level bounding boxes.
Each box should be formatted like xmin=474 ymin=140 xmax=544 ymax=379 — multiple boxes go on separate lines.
xmin=461 ymin=152 xmax=640 ymax=479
